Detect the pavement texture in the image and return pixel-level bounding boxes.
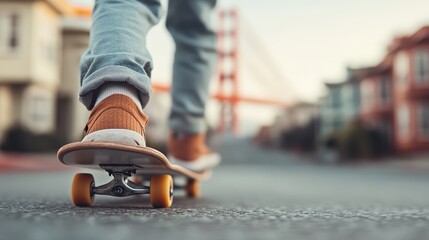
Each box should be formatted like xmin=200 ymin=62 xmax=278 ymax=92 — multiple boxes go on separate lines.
xmin=1 ymin=137 xmax=429 ymax=240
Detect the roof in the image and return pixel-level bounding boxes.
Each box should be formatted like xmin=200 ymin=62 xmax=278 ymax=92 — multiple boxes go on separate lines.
xmin=62 ymin=16 xmax=90 ymax=32
xmin=0 ymin=0 xmax=92 ymax=17
xmin=284 ymin=101 xmax=318 ymax=113
xmin=349 ymin=65 xmax=390 ymax=79
xmin=71 ymin=6 xmax=92 ymax=17
xmin=45 ymin=0 xmax=72 ymax=14
xmin=324 ymin=67 xmax=365 ymax=87
xmin=388 ymin=26 xmax=429 ymax=53
xmin=324 ymin=81 xmax=346 ymax=87
xmin=345 ymin=26 xmax=429 ymax=82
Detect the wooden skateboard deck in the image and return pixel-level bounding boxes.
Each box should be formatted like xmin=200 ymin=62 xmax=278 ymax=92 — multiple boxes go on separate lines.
xmin=57 ymin=141 xmax=210 ymax=208
xmin=58 ymin=141 xmax=211 ymax=180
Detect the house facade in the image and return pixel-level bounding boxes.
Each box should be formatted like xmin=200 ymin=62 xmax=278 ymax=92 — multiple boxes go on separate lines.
xmin=318 ymin=69 xmax=360 ymax=142
xmin=0 ymin=1 xmax=172 ymax=146
xmin=320 ymin=26 xmax=429 ymax=155
xmin=57 ymin=16 xmax=90 ymax=142
xmin=0 ymin=0 xmax=91 ymax=143
xmin=390 ymin=27 xmax=429 ymax=152
xmin=0 ymin=0 xmax=71 ymax=141
xmin=254 ymin=102 xmax=318 ymax=148
xmin=357 ymin=64 xmax=394 ymax=150
xmin=317 ymin=68 xmax=363 ymax=162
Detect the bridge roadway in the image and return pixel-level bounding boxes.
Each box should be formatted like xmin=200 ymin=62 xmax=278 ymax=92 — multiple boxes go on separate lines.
xmin=1 ymin=136 xmax=429 ymax=240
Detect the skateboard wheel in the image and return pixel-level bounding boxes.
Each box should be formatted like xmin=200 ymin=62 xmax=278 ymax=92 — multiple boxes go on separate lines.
xmin=71 ymin=173 xmax=94 ymax=207
xmin=186 ymin=179 xmax=201 ymax=199
xmin=150 ymin=175 xmax=173 ymax=208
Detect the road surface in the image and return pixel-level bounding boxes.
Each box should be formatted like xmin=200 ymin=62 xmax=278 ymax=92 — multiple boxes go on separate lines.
xmin=1 ymin=137 xmax=429 ymax=240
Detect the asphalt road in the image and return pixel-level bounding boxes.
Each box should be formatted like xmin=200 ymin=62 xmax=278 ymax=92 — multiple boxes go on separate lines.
xmin=1 ymin=137 xmax=429 ymax=240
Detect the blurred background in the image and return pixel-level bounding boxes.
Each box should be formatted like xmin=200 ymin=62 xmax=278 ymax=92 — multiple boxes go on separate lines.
xmin=0 ymin=0 xmax=428 ymax=164
xmin=2 ymin=1 xmax=429 ymax=239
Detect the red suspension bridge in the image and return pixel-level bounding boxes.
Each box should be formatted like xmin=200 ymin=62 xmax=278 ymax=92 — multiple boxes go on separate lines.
xmin=154 ymin=9 xmax=295 ymax=133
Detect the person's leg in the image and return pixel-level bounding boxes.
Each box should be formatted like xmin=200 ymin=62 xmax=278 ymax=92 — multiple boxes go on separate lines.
xmin=78 ymin=0 xmax=161 ymax=146
xmin=166 ymin=0 xmax=220 ymax=170
xmin=80 ymin=0 xmax=161 ymax=110
xmin=166 ymin=0 xmax=217 ymax=134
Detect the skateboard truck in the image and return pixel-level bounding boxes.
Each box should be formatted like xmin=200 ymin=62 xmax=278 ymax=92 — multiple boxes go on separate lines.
xmin=60 ymin=142 xmax=207 ymax=207
xmin=92 ymin=165 xmax=150 ymax=197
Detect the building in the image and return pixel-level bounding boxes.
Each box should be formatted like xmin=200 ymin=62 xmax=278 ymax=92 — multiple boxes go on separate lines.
xmin=257 ymin=102 xmax=318 ymax=148
xmin=318 ymin=68 xmax=361 ymax=141
xmin=358 ymin=26 xmax=429 ymax=153
xmin=389 ymin=27 xmax=429 ymax=152
xmin=0 ymin=0 xmax=172 ymax=147
xmin=0 ymin=0 xmax=73 ymax=142
xmin=0 ymin=0 xmax=91 ymax=143
xmin=317 ymin=68 xmax=361 ymax=162
xmin=356 ymin=63 xmax=394 ymax=150
xmin=57 ymin=15 xmax=91 ymax=142
xmin=319 ymin=26 xmax=429 ymax=156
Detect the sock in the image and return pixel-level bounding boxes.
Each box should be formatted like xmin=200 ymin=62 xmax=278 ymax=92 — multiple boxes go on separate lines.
xmin=95 ymin=83 xmax=143 ymax=110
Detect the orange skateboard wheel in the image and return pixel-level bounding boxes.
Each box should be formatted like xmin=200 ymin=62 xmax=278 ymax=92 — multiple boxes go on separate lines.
xmin=150 ymin=175 xmax=173 ymax=208
xmin=71 ymin=173 xmax=94 ymax=207
xmin=186 ymin=179 xmax=201 ymax=199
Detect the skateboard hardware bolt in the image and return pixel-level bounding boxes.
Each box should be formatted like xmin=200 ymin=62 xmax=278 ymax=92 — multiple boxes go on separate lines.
xmin=112 ymin=186 xmax=124 ymax=196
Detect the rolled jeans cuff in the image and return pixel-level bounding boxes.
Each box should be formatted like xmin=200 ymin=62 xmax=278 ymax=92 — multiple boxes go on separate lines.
xmin=79 ymin=66 xmax=152 ymax=110
xmin=169 ymin=114 xmax=207 ymax=134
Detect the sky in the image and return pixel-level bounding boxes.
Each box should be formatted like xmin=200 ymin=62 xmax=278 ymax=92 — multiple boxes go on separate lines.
xmin=68 ymin=0 xmax=429 ymax=133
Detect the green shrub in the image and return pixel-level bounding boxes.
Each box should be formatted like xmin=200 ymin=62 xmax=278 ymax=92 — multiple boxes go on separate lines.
xmin=335 ymin=121 xmax=388 ymax=160
xmin=280 ymin=117 xmax=319 ymax=152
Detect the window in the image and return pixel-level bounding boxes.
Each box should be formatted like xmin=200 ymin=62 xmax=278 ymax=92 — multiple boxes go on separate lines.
xmin=415 ymin=50 xmax=429 ymax=84
xmin=331 ymin=87 xmax=341 ymax=108
xmin=332 ymin=119 xmax=343 ymax=130
xmin=396 ymin=104 xmax=410 ymax=139
xmin=39 ymin=18 xmax=57 ymax=63
xmin=361 ymin=80 xmax=373 ymax=109
xmin=0 ymin=13 xmax=19 ymax=54
xmin=418 ymin=103 xmax=429 ymax=138
xmin=394 ymin=52 xmax=409 ymax=84
xmin=29 ymin=97 xmax=49 ymax=124
xmin=380 ymin=77 xmax=390 ymax=104
xmin=352 ymin=83 xmax=360 ymax=107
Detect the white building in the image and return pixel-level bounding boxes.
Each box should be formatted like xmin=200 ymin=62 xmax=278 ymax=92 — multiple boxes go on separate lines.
xmin=0 ymin=0 xmax=71 ymax=140
xmin=0 ymin=0 xmax=89 ymax=143
xmin=0 ymin=0 xmax=171 ymax=146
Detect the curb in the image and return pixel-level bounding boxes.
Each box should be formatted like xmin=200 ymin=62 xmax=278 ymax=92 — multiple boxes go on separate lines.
xmin=0 ymin=153 xmax=71 ymax=172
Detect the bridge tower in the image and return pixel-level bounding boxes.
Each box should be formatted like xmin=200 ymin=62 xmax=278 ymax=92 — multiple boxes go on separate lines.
xmin=217 ymin=9 xmax=239 ymax=133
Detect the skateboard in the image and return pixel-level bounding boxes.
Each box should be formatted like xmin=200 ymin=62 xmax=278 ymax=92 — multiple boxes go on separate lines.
xmin=57 ymin=141 xmax=211 ymax=208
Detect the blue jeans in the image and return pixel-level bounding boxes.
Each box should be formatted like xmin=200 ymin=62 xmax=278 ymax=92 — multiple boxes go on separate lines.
xmin=79 ymin=0 xmax=217 ymax=134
